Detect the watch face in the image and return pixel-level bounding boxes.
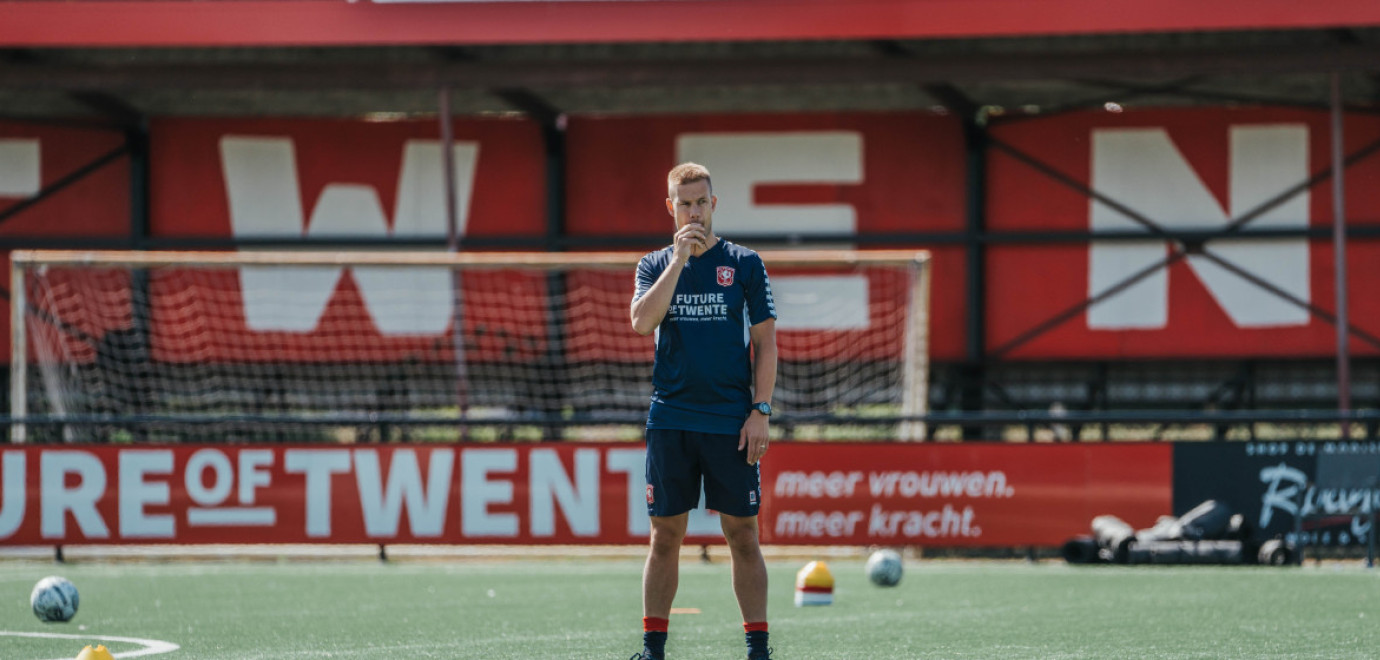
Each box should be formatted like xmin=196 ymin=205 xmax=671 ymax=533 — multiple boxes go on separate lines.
xmin=755 ymin=403 xmax=772 ymax=415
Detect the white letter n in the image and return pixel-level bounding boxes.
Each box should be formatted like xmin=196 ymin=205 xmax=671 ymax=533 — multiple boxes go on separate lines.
xmin=1088 ymin=125 xmax=1309 ymax=329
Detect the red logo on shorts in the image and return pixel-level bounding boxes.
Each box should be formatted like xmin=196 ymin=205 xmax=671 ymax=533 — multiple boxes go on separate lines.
xmin=716 ymin=266 xmax=735 ymax=287
xmin=646 ymin=485 xmax=655 ymax=505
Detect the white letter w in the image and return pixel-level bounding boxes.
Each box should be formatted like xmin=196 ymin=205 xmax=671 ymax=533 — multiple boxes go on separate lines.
xmin=219 ymin=136 xmax=479 ymax=335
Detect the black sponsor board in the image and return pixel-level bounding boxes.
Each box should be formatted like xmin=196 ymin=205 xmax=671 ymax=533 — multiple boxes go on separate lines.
xmin=1174 ymin=441 xmax=1380 ymax=548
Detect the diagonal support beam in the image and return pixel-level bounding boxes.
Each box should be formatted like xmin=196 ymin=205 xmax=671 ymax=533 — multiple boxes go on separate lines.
xmin=67 ymin=90 xmax=144 ymax=129
xmin=989 ymin=132 xmax=1380 ymax=242
xmin=870 ymin=40 xmax=986 ymax=120
xmin=1220 ymin=135 xmax=1380 ymax=235
xmin=432 ymin=45 xmax=565 ymax=127
xmin=1327 ymin=29 xmax=1380 ymax=100
xmin=1197 ymin=248 xmax=1380 ymax=351
xmin=987 ymin=131 xmax=1380 ymax=359
xmin=491 ymin=88 xmax=563 ymax=127
xmin=923 ymin=83 xmax=982 ymax=120
xmin=990 ymin=248 xmax=1189 ymax=358
xmin=0 ymin=144 xmax=128 ymax=227
xmin=989 ymin=137 xmax=1180 ymax=242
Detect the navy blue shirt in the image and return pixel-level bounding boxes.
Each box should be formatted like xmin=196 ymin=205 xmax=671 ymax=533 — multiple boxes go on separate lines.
xmin=634 ymin=240 xmax=777 ymax=434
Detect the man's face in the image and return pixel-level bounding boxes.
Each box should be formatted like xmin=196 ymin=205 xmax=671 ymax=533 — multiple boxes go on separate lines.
xmin=667 ymin=179 xmax=716 ymax=234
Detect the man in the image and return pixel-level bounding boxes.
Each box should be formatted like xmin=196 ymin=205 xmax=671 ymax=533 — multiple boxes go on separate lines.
xmin=629 ymin=162 xmax=778 ymax=660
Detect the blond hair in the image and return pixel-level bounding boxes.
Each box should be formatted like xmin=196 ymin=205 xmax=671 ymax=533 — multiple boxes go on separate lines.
xmin=667 ymin=162 xmax=712 ymax=198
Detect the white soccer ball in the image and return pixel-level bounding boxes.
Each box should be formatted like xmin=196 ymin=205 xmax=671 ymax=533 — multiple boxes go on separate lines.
xmin=30 ymin=576 xmax=79 ymax=623
xmin=866 ymin=549 xmax=903 ymax=587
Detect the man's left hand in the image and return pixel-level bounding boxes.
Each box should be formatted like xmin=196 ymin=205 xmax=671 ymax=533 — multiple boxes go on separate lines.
xmin=739 ymin=413 xmax=770 ymax=465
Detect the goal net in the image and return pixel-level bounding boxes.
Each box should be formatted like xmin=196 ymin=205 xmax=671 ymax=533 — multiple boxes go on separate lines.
xmin=10 ymin=249 xmax=929 ymax=443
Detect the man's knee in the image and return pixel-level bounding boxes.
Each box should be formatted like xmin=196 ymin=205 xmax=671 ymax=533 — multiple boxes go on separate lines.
xmin=649 ymin=515 xmax=688 ymax=555
xmin=720 ymin=515 xmax=760 ymax=552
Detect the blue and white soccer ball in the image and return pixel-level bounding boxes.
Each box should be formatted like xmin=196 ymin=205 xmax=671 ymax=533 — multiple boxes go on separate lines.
xmin=866 ymin=549 xmax=904 ymax=587
xmin=30 ymin=576 xmax=79 ymax=623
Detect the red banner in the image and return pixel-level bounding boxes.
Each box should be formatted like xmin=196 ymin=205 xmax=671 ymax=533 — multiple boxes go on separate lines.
xmin=150 ymin=117 xmax=546 ymax=241
xmin=13 ymin=109 xmax=1380 ymax=364
xmin=0 ymin=122 xmax=128 ymax=238
xmin=763 ymin=442 xmax=1170 ymax=546
xmin=566 ymin=113 xmax=968 ymax=360
xmin=0 ymin=443 xmax=1170 ymax=547
xmin=0 ymin=122 xmax=131 ymax=364
xmin=140 ymin=118 xmax=549 ymax=363
xmin=987 ymin=108 xmax=1380 ymax=359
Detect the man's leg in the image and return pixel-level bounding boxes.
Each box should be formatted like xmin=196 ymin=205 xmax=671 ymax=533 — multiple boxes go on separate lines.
xmin=720 ymin=513 xmax=767 ymax=621
xmin=722 ymin=513 xmax=770 ymax=657
xmin=641 ymin=512 xmax=688 ymax=659
xmin=644 ymin=512 xmax=689 ymax=617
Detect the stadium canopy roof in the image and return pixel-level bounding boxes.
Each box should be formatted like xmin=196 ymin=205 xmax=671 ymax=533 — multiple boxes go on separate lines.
xmin=3 ymin=0 xmax=1380 ymax=47
xmin=0 ymin=0 xmax=1377 ymax=119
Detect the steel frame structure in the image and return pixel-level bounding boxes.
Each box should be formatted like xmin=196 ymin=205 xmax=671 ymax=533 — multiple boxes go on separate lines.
xmin=3 ymin=32 xmax=1380 ymax=439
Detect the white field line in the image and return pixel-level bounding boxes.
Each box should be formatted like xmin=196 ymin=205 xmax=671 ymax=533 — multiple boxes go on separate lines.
xmin=0 ymin=631 xmax=179 ymax=659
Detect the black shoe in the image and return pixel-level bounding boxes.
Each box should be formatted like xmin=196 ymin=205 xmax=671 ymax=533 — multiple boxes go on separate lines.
xmin=629 ymin=653 xmax=656 ymax=660
xmin=748 ymin=648 xmax=773 ymax=660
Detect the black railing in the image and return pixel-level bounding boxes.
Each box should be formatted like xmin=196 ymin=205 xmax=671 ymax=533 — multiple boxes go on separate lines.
xmin=5 ymin=409 xmax=1378 ymax=443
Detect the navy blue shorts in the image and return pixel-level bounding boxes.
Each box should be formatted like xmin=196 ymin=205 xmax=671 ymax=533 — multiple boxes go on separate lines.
xmin=645 ymin=428 xmax=762 ymax=518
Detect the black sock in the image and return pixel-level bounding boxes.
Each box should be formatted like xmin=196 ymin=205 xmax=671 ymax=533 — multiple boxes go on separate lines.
xmin=746 ymin=629 xmax=770 ymax=656
xmin=643 ymin=630 xmax=667 ymax=659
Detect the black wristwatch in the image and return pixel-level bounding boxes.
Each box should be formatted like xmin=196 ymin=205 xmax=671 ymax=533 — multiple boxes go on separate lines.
xmin=752 ymin=401 xmax=772 ymax=417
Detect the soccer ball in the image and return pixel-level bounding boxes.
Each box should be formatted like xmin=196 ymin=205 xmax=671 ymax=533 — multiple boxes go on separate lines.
xmin=866 ymin=549 xmax=903 ymax=587
xmin=30 ymin=576 xmax=79 ymax=622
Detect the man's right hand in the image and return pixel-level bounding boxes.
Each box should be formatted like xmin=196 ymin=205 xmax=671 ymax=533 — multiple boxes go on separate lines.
xmin=672 ymin=224 xmax=708 ymax=263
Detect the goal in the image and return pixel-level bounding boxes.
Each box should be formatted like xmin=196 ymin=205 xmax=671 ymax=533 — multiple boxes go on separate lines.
xmin=10 ymin=249 xmax=929 ymax=443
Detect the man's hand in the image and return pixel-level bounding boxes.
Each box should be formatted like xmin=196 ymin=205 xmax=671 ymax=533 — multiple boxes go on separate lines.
xmin=739 ymin=412 xmax=770 ymax=465
xmin=672 ymin=223 xmax=708 ymax=263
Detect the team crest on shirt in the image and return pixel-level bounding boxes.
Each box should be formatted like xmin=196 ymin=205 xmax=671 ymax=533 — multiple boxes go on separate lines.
xmin=716 ymin=266 xmax=735 ymax=287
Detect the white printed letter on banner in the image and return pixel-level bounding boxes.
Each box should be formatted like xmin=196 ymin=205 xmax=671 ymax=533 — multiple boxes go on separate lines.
xmin=1088 ymin=125 xmax=1309 ymax=329
xmin=220 ymin=136 xmax=479 ymax=335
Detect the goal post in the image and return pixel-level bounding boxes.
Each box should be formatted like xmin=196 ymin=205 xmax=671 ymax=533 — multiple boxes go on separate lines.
xmin=9 ymin=249 xmax=929 ymax=443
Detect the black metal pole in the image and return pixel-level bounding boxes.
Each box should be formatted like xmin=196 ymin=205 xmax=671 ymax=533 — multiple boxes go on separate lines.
xmin=543 ymin=116 xmax=566 ymax=254
xmin=127 ymin=124 xmax=150 ymax=250
xmin=440 ymin=88 xmax=459 ymax=253
xmin=540 ymin=112 xmax=569 ymax=441
xmin=961 ymin=114 xmax=989 ymax=439
xmin=1331 ymin=73 xmax=1352 ymax=428
xmin=127 ymin=120 xmax=153 ymax=441
xmin=439 ymin=87 xmax=469 ymax=435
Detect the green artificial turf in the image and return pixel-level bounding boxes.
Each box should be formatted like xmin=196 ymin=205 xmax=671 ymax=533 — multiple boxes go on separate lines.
xmin=2 ymin=557 xmax=1378 ymax=659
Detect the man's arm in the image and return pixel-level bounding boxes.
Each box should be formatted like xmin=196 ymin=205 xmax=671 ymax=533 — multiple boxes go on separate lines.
xmin=630 ymin=224 xmax=707 ymax=335
xmin=630 ymin=259 xmax=685 ymax=336
xmin=740 ymin=318 xmax=777 ymax=465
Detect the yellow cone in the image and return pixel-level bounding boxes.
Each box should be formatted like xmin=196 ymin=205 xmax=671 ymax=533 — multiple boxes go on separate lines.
xmin=75 ymin=645 xmax=115 ymax=660
xmin=794 ymin=560 xmax=835 ymax=606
